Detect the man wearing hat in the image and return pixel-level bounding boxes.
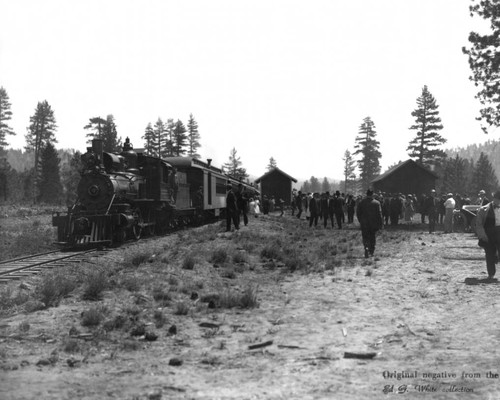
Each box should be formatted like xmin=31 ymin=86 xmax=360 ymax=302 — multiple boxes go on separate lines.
xmin=356 ymin=189 xmax=383 ymax=258
xmin=225 ymin=184 xmax=239 ymax=232
xmin=477 ymin=189 xmax=489 ymax=206
xmin=443 ymin=193 xmax=456 ymax=233
xmin=476 ymin=190 xmax=500 ymax=280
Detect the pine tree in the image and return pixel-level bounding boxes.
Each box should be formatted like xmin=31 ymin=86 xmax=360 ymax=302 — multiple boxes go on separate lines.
xmin=101 ymin=115 xmax=122 ymax=152
xmin=164 ymin=118 xmax=175 ymax=156
xmin=463 ymin=1 xmax=500 ymax=132
xmin=407 ymin=86 xmax=446 ymax=166
xmin=353 ymin=116 xmax=381 ymax=192
xmin=142 ymin=123 xmax=155 ymax=156
xmin=187 ymin=113 xmax=201 ymax=158
xmin=223 ymin=147 xmax=248 ymax=180
xmin=267 ymin=157 xmax=277 ymax=171
xmin=309 ymin=176 xmax=321 ymax=193
xmin=0 ymin=87 xmax=15 ymax=150
xmin=84 ymin=115 xmax=121 ymax=152
xmin=301 ymin=180 xmax=311 ymax=193
xmin=38 ymin=142 xmax=63 ymax=204
xmin=25 ymin=100 xmax=58 ymax=202
xmin=439 ymin=155 xmax=472 ymax=195
xmin=173 ymin=119 xmax=188 ymax=156
xmin=60 ymin=151 xmax=82 ymax=205
xmin=472 ymin=152 xmax=499 ymax=196
xmin=84 ymin=117 xmax=106 ymax=143
xmin=153 ymin=118 xmax=165 ymax=158
xmin=321 ymin=177 xmax=330 ymax=193
xmin=342 ymin=149 xmax=356 ymax=194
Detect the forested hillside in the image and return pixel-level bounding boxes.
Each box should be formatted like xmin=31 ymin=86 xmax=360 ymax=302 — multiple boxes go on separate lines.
xmin=446 ymin=139 xmax=500 ymax=176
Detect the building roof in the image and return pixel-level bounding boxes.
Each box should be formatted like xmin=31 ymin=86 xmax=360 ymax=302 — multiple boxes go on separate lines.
xmin=255 ymin=167 xmax=297 ymax=184
xmin=371 ymin=159 xmax=439 ymax=183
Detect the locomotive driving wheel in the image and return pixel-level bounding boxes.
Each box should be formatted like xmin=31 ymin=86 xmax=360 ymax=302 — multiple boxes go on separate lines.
xmin=132 ymin=209 xmax=143 ymax=240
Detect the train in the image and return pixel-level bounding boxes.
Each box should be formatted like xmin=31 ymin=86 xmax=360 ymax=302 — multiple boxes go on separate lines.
xmin=52 ymin=138 xmax=260 ymax=247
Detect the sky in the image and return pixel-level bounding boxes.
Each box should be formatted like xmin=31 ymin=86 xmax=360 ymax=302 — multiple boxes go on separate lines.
xmin=0 ymin=0 xmax=493 ymax=182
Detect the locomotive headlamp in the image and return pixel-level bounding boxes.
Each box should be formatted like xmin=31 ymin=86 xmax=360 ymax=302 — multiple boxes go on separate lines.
xmin=88 ymin=184 xmax=100 ymax=197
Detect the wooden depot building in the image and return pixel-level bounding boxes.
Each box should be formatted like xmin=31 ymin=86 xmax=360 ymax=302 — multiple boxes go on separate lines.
xmin=255 ymin=167 xmax=297 ymax=205
xmin=371 ymin=159 xmax=438 ymax=196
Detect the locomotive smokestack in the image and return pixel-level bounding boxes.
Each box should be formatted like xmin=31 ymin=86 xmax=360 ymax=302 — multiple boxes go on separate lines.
xmin=92 ymin=139 xmax=104 ymax=166
xmin=207 ymin=159 xmax=212 ymax=168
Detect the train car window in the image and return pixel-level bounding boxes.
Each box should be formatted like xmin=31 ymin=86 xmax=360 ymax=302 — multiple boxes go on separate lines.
xmin=215 ymin=178 xmax=226 ymax=195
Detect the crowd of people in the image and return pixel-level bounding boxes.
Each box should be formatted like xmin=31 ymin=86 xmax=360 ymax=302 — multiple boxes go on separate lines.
xmin=226 ymin=184 xmax=500 ymax=279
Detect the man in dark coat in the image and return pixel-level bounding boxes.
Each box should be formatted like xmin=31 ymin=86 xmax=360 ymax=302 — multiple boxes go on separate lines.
xmin=225 ymin=184 xmax=239 ymax=232
xmin=357 ymin=189 xmax=383 ymax=258
xmin=423 ymin=189 xmax=439 ymax=233
xmin=476 ymin=190 xmax=500 ymax=279
xmin=309 ymin=193 xmax=320 ymax=227
xmin=296 ymin=191 xmax=303 ymax=219
xmin=333 ymin=191 xmax=345 ymax=229
xmin=321 ymin=192 xmax=331 ymax=228
xmin=236 ymin=184 xmax=248 ymax=227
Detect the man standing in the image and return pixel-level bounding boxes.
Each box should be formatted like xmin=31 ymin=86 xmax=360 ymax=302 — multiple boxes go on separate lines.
xmin=225 ymin=184 xmax=239 ymax=232
xmin=476 ymin=190 xmax=500 ymax=280
xmin=309 ymin=192 xmax=320 ymax=227
xmin=423 ymin=189 xmax=439 ymax=233
xmin=477 ymin=189 xmax=490 ymax=206
xmin=236 ymin=184 xmax=248 ymax=227
xmin=356 ymin=189 xmax=383 ymax=258
xmin=321 ymin=192 xmax=330 ymax=228
xmin=296 ymin=191 xmax=303 ymax=219
xmin=333 ymin=191 xmax=345 ymax=229
xmin=443 ymin=193 xmax=456 ymax=233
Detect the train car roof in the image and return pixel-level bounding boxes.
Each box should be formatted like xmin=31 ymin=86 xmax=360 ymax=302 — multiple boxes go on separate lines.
xmin=137 ymin=153 xmax=172 ymax=167
xmin=166 ymin=156 xmax=223 ymax=173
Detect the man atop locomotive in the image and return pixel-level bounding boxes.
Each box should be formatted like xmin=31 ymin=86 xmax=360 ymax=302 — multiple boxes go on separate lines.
xmin=476 ymin=190 xmax=500 ymax=280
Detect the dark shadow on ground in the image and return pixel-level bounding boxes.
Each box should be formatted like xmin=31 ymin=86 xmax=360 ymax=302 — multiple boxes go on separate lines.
xmin=464 ymin=277 xmax=499 ymax=285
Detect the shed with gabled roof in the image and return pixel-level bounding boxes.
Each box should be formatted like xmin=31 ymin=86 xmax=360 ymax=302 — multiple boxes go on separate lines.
xmin=255 ymin=167 xmax=297 ymax=205
xmin=371 ymin=159 xmax=438 ymax=196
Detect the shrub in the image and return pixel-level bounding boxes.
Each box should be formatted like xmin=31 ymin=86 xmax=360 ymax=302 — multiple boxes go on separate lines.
xmin=152 ymin=285 xmax=173 ymax=303
xmin=81 ymin=305 xmax=106 ymax=327
xmin=210 ymin=248 xmax=228 ymax=264
xmin=218 ymin=285 xmax=259 ymax=309
xmin=174 ymin=301 xmax=190 ymax=315
xmin=260 ymin=243 xmax=283 ymax=261
xmin=62 ymin=338 xmax=80 ymax=353
xmin=239 ymin=285 xmax=259 ymax=308
xmin=82 ymin=269 xmax=108 ymax=301
xmin=232 ymin=251 xmax=248 ymax=264
xmin=35 ymin=270 xmax=78 ymax=308
xmin=153 ymin=309 xmax=167 ymax=328
xmin=124 ymin=249 xmax=153 ymax=267
xmin=182 ymin=255 xmax=196 ymax=270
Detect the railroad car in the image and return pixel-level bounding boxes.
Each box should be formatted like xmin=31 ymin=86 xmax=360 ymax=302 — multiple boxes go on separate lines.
xmin=52 ymin=138 xmax=259 ymax=247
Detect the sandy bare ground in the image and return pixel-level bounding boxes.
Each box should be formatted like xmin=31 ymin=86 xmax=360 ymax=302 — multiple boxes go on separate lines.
xmin=1 ymin=214 xmax=500 ymax=399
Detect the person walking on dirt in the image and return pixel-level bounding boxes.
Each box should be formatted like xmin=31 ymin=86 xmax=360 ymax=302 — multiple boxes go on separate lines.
xmin=476 ymin=190 xmax=500 ymax=280
xmin=357 ymin=189 xmax=383 ymax=258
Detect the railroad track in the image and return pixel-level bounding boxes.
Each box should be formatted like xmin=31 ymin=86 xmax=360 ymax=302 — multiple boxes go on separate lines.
xmin=0 ymin=249 xmax=104 ymax=283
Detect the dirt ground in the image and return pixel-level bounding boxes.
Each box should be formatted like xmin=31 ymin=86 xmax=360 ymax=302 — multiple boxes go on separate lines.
xmin=1 ymin=213 xmax=500 ymax=400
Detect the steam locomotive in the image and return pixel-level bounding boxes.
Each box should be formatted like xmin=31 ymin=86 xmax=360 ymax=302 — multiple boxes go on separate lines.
xmin=52 ymin=138 xmax=259 ymax=247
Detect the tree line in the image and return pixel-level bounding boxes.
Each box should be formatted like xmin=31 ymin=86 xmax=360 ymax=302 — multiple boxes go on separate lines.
xmin=0 ymin=88 xmax=202 ymax=204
